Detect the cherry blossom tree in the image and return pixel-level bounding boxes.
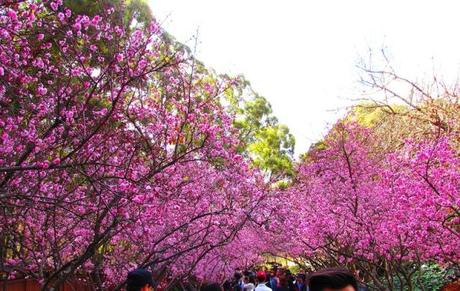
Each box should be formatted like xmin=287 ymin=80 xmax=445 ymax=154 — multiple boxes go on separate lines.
xmin=277 ymin=121 xmax=460 ymax=289
xmin=0 ymin=1 xmax=267 ymax=289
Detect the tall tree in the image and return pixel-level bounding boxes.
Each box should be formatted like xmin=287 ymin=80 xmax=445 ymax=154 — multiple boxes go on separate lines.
xmin=224 ymin=77 xmax=295 ymax=180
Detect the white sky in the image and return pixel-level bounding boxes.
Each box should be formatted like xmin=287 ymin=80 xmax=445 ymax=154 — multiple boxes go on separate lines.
xmin=148 ymin=0 xmax=460 ymax=156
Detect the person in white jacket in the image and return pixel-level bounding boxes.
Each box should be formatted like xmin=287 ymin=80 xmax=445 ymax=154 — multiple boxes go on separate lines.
xmin=255 ymin=271 xmax=272 ymax=291
xmin=243 ymin=272 xmax=256 ymax=291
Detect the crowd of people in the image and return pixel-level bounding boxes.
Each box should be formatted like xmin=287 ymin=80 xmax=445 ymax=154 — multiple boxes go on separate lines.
xmin=225 ymin=268 xmax=306 ymax=291
xmin=125 ymin=267 xmax=367 ymax=291
xmin=223 ymin=267 xmax=366 ymax=291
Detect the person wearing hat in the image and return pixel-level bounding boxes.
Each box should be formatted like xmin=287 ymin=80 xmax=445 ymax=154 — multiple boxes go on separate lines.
xmin=255 ymin=271 xmax=272 ymax=291
xmin=126 ymin=268 xmax=156 ymax=291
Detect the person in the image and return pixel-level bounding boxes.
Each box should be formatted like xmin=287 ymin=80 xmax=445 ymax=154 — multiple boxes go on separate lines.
xmin=308 ymin=268 xmax=358 ymax=291
xmin=294 ymin=274 xmax=307 ymax=291
xmin=223 ymin=280 xmax=233 ymax=291
xmin=255 ymin=271 xmax=272 ymax=291
xmin=284 ymin=271 xmax=296 ymax=291
xmin=233 ymin=270 xmax=245 ymax=291
xmin=277 ymin=276 xmax=290 ymax=291
xmin=202 ymin=283 xmax=224 ymax=291
xmin=243 ymin=271 xmax=256 ymax=291
xmin=126 ymin=268 xmax=156 ymax=291
xmin=268 ymin=269 xmax=278 ymax=291
xmin=354 ymin=271 xmax=368 ymax=291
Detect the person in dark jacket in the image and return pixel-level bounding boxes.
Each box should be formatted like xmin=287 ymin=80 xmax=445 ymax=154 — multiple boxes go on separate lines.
xmin=202 ymin=283 xmax=224 ymax=291
xmin=268 ymin=269 xmax=278 ymax=291
xmin=233 ymin=270 xmax=245 ymax=291
xmin=126 ymin=268 xmax=156 ymax=291
xmin=277 ymin=276 xmax=290 ymax=291
xmin=294 ymin=274 xmax=307 ymax=291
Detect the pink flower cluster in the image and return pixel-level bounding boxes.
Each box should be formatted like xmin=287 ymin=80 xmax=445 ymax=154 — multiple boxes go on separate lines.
xmin=271 ymin=122 xmax=460 ymax=280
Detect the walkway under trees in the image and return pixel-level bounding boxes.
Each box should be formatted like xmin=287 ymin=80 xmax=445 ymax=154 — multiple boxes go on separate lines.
xmin=0 ymin=1 xmax=459 ymax=290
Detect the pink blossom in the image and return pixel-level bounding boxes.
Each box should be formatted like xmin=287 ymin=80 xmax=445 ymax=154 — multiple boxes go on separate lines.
xmin=92 ymin=15 xmax=101 ymax=25
xmin=73 ymin=22 xmax=81 ymax=31
xmin=7 ymin=10 xmax=17 ymax=21
xmin=115 ymin=53 xmax=124 ymax=62
xmin=35 ymin=86 xmax=47 ymax=97
xmin=65 ymin=9 xmax=72 ymax=18
xmin=50 ymin=2 xmax=59 ymax=11
xmin=57 ymin=12 xmax=65 ymax=22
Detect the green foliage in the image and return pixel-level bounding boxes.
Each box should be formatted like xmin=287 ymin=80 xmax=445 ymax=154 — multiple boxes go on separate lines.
xmin=248 ymin=125 xmax=295 ymax=177
xmin=369 ymin=263 xmax=456 ymax=291
xmin=272 ymin=180 xmax=291 ymax=190
xmin=413 ymin=263 xmax=456 ymax=291
xmin=64 ymin=0 xmax=153 ymax=28
xmin=347 ymin=102 xmax=407 ymax=127
xmin=224 ymin=77 xmax=295 ymax=179
xmin=123 ymin=0 xmax=152 ymax=26
xmin=300 ymin=140 xmax=327 ymax=162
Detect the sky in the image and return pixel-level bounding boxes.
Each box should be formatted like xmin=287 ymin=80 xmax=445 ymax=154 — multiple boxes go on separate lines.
xmin=148 ymin=0 xmax=460 ymax=156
